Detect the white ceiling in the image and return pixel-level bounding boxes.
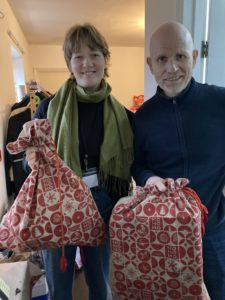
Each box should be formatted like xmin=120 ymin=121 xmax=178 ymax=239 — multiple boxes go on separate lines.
xmin=7 ymin=0 xmax=144 ymax=47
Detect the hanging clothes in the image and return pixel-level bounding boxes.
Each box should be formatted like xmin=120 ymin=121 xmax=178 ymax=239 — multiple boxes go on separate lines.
xmin=4 ymin=91 xmax=49 ymax=205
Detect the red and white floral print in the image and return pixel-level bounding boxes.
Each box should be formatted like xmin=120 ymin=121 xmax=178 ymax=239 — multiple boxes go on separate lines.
xmin=110 ymin=178 xmax=210 ymax=300
xmin=0 ymin=119 xmax=105 ymax=252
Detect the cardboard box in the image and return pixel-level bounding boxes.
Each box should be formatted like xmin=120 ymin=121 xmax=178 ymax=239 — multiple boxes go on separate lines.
xmin=31 ymin=274 xmax=48 ymax=300
xmin=0 ymin=261 xmax=42 ymax=300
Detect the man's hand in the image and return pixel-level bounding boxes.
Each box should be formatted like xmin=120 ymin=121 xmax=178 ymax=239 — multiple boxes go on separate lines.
xmin=26 ymin=147 xmax=36 ymax=169
xmin=145 ymin=176 xmax=166 ymax=192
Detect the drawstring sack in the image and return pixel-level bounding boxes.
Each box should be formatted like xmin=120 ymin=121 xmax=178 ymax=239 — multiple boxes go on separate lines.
xmin=0 ymin=119 xmax=106 ymax=271
xmin=110 ymin=178 xmax=209 ymax=300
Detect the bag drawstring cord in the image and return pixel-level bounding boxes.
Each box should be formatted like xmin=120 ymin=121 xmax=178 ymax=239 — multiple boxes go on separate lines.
xmin=54 ymin=142 xmax=67 ymax=272
xmin=184 ymin=187 xmax=208 ymax=236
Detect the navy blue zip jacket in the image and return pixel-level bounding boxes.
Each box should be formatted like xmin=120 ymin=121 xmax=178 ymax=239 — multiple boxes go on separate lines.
xmin=132 ymin=78 xmax=225 ymax=234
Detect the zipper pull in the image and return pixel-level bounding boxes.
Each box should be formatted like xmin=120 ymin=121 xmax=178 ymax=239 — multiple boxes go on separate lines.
xmin=173 ymin=99 xmax=176 ymax=104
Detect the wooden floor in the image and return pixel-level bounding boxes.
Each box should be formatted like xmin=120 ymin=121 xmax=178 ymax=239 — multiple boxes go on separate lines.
xmin=73 ymin=269 xmax=121 ymax=300
xmin=73 ymin=270 xmax=88 ymax=299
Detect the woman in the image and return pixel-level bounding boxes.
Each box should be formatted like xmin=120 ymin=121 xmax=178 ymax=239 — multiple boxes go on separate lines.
xmin=28 ymin=23 xmax=133 ymax=300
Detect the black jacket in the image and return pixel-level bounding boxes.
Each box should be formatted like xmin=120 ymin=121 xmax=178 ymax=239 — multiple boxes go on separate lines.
xmin=132 ymin=78 xmax=225 ymax=234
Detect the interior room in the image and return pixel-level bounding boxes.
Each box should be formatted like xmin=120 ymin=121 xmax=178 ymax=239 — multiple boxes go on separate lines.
xmin=0 ymin=1 xmax=145 ymax=298
xmin=0 ymin=0 xmax=145 ymax=216
xmin=0 ymin=0 xmax=224 ymax=299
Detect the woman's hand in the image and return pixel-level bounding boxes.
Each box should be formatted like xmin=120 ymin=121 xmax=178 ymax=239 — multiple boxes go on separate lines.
xmin=26 ymin=146 xmax=36 ymax=169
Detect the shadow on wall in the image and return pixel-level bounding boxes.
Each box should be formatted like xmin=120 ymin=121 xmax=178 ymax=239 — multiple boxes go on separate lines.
xmin=0 ymin=107 xmax=11 ymax=218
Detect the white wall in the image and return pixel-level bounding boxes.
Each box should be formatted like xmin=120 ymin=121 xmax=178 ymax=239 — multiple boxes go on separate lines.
xmin=30 ymin=45 xmax=144 ymax=109
xmin=29 ymin=45 xmax=69 ymax=94
xmin=108 ymin=47 xmax=144 ymax=108
xmin=0 ymin=0 xmax=33 ymax=119
xmin=5 ymin=2 xmax=32 ymax=82
xmin=145 ymin=0 xmax=181 ymax=100
xmin=0 ymin=0 xmax=33 ymax=215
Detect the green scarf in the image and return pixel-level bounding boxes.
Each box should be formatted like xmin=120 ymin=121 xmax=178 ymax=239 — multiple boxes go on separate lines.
xmin=47 ymin=78 xmax=133 ymax=193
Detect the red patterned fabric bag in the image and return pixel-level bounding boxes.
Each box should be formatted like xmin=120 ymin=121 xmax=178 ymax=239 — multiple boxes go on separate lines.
xmin=110 ymin=178 xmax=209 ymax=300
xmin=0 ymin=119 xmax=105 ymax=253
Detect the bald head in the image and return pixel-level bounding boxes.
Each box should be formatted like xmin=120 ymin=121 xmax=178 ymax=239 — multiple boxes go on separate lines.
xmin=150 ymin=22 xmax=194 ymax=56
xmin=147 ymin=21 xmax=198 ymax=97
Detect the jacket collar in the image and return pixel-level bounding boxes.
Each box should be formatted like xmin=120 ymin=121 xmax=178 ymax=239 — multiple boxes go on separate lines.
xmin=156 ymin=77 xmax=196 ymax=102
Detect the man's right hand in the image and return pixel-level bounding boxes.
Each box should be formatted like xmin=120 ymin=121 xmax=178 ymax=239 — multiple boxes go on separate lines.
xmin=26 ymin=147 xmax=36 ymax=169
xmin=145 ymin=176 xmax=166 ymax=192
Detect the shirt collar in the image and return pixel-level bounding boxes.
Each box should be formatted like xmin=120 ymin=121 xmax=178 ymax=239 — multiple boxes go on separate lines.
xmin=157 ymin=77 xmax=195 ymax=101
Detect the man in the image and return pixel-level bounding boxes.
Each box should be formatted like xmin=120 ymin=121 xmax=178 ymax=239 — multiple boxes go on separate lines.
xmin=132 ymin=21 xmax=225 ymax=300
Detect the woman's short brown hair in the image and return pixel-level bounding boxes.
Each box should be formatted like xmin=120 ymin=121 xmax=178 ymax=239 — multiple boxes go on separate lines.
xmin=63 ymin=23 xmax=110 ymax=77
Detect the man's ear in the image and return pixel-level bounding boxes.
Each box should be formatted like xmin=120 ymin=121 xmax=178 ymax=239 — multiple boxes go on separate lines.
xmin=192 ymin=49 xmax=198 ymax=67
xmin=147 ymin=57 xmax=153 ymax=73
